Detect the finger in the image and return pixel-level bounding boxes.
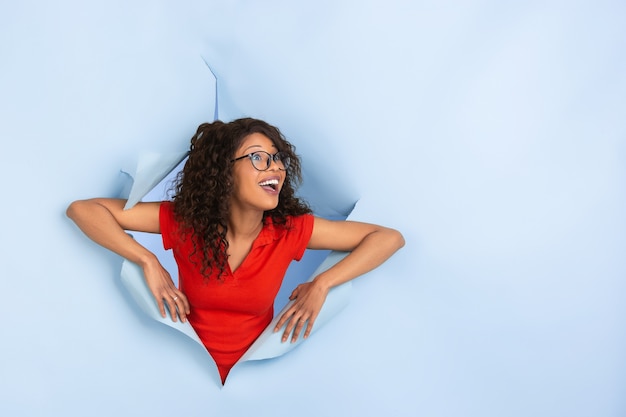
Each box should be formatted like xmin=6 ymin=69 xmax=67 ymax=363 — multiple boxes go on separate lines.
xmin=303 ymin=313 xmax=318 ymax=339
xmin=181 ymin=293 xmax=191 ymax=315
xmin=274 ymin=308 xmax=295 ymax=333
xmin=171 ymin=293 xmax=187 ymax=323
xmin=288 ymin=287 xmax=300 ymax=300
xmin=157 ymin=298 xmax=167 ymax=318
xmin=291 ymin=317 xmax=308 ymax=343
xmin=178 ymin=294 xmax=190 ymax=322
xmin=303 ymin=310 xmax=320 ymax=339
xmin=176 ymin=292 xmax=191 ymax=321
xmin=281 ymin=314 xmax=298 ymax=342
xmin=163 ymin=297 xmax=178 ymax=322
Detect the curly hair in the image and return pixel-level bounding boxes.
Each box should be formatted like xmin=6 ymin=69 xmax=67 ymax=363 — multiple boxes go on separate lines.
xmin=171 ymin=118 xmax=312 ymax=280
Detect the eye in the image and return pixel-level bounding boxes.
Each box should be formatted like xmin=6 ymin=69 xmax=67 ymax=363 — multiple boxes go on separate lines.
xmin=250 ymin=152 xmax=264 ymax=162
xmin=276 ymin=152 xmax=290 ymax=168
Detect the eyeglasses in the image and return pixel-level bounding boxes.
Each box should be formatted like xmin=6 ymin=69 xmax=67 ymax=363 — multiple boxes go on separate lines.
xmin=231 ymin=151 xmax=290 ymax=171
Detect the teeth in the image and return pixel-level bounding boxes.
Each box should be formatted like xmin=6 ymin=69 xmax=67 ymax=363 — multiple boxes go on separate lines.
xmin=259 ymin=179 xmax=279 ymax=186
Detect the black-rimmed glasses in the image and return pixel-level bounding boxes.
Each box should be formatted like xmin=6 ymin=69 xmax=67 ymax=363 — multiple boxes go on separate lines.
xmin=231 ymin=151 xmax=290 ymax=171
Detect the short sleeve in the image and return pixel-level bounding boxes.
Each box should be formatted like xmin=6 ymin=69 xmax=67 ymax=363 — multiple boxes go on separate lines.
xmin=289 ymin=214 xmax=315 ymax=262
xmin=159 ymin=201 xmax=176 ymax=250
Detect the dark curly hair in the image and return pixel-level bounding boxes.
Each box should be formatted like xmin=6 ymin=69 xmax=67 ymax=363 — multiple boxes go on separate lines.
xmin=171 ymin=118 xmax=312 ymax=280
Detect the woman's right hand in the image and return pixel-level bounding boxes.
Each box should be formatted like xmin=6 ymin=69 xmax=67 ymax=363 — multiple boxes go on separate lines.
xmin=67 ymin=198 xmax=190 ymax=322
xmin=142 ymin=258 xmax=190 ymax=323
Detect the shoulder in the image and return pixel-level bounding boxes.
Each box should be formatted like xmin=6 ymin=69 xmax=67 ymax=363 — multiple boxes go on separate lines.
xmin=263 ymin=214 xmax=314 ymax=243
xmin=265 ymin=213 xmax=313 ymax=230
xmin=158 ymin=200 xmax=185 ymax=238
xmin=159 ymin=200 xmax=174 ymax=217
xmin=286 ymin=213 xmax=314 ymax=230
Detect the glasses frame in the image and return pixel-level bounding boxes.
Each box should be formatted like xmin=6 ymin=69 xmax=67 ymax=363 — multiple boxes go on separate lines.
xmin=231 ymin=151 xmax=290 ymax=171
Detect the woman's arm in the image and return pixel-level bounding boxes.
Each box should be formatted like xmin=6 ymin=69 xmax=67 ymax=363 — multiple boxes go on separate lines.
xmin=66 ymin=198 xmax=190 ymax=322
xmin=274 ymin=217 xmax=405 ymax=342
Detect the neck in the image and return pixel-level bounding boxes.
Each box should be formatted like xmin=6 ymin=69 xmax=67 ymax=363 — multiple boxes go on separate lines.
xmin=227 ymin=207 xmax=264 ymax=240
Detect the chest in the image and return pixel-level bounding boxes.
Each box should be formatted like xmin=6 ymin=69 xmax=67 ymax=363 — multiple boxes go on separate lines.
xmin=176 ymin=240 xmax=296 ymax=315
xmin=227 ymin=238 xmax=254 ymax=273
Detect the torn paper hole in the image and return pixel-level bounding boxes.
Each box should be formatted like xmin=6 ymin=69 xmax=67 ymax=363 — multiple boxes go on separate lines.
xmin=118 ymin=148 xmax=357 ymax=384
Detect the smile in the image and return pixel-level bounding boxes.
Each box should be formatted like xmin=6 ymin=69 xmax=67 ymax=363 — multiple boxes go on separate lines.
xmin=259 ymin=178 xmax=279 ymax=191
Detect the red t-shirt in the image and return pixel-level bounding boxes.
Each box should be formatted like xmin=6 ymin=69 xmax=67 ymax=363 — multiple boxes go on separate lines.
xmin=159 ymin=202 xmax=314 ymax=383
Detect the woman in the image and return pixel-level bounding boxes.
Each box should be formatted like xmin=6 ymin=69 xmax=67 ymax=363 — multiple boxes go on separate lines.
xmin=67 ymin=118 xmax=404 ymax=383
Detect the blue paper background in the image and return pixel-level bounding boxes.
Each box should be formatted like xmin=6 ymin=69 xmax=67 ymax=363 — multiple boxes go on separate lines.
xmin=1 ymin=1 xmax=625 ymax=416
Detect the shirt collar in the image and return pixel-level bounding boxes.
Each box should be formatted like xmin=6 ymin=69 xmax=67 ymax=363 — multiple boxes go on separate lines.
xmin=252 ymin=217 xmax=288 ymax=248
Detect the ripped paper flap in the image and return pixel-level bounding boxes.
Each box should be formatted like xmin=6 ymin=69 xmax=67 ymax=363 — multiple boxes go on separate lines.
xmin=120 ymin=250 xmax=351 ymax=362
xmin=122 ymin=151 xmax=189 ymax=209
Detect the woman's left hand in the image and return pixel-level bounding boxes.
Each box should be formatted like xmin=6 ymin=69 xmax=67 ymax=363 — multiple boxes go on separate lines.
xmin=274 ymin=280 xmax=329 ymax=343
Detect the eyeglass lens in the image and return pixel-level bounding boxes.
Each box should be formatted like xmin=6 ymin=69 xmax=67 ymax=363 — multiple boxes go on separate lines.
xmin=250 ymin=151 xmax=290 ymax=171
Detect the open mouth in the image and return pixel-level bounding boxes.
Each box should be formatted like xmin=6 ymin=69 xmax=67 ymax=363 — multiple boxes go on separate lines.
xmin=259 ymin=178 xmax=279 ymax=192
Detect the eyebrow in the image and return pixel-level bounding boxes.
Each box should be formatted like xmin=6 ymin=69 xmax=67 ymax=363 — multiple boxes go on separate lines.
xmin=243 ymin=144 xmax=277 ymax=152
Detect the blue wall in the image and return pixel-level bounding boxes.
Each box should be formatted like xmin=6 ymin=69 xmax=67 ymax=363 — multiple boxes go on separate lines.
xmin=1 ymin=1 xmax=624 ymax=416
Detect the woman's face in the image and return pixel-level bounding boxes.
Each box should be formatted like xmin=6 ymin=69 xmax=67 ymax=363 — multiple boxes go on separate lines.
xmin=230 ymin=132 xmax=287 ymax=214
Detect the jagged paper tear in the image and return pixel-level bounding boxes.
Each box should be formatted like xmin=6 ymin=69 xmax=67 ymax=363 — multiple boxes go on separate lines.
xmin=117 ymin=60 xmax=353 ymax=381
xmin=121 ymin=152 xmax=352 ymax=371
xmin=120 ymin=251 xmax=351 ymax=364
xmin=118 ymin=152 xmax=353 ymax=378
xmin=121 ymin=151 xmax=189 ymax=210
